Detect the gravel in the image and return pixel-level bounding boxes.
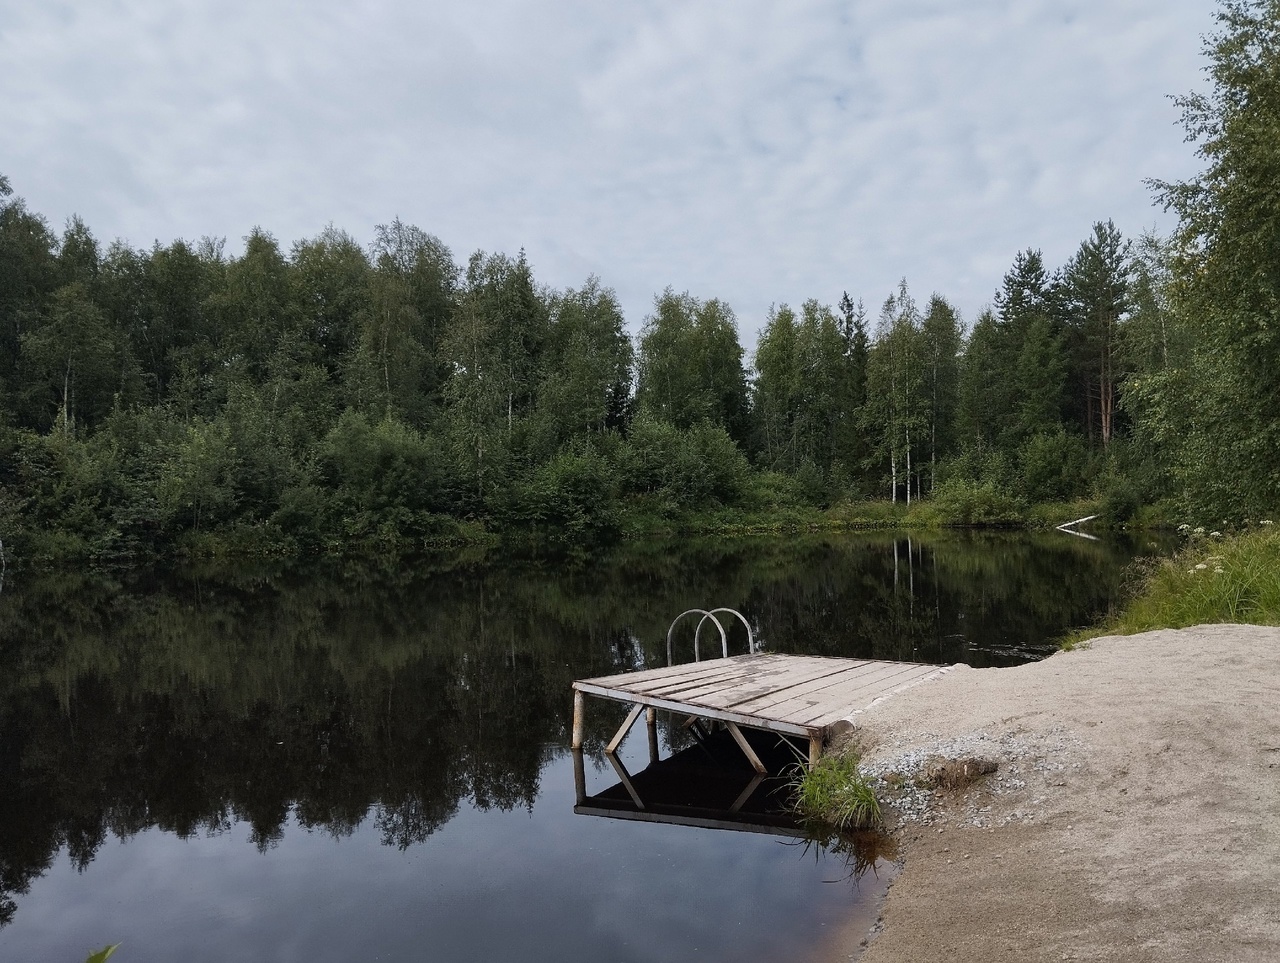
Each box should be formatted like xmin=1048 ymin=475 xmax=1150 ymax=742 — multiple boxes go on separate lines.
xmin=858 ymin=724 xmax=1086 ymax=828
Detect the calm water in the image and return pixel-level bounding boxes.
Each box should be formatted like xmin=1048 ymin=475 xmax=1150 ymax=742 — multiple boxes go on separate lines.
xmin=0 ymin=530 xmax=1168 ymax=962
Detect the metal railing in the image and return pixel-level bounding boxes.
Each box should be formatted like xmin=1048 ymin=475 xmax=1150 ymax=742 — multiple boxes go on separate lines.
xmin=665 ymin=607 xmax=757 ymax=666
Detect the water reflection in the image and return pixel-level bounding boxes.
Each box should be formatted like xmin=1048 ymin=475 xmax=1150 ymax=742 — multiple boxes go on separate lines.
xmin=0 ymin=531 xmax=1164 ymax=955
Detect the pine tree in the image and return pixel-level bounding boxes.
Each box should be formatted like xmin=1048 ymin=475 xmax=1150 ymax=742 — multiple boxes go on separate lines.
xmin=1060 ymin=220 xmax=1131 ymax=447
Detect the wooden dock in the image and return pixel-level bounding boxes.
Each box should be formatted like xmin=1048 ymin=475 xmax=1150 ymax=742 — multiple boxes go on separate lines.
xmin=572 ymin=652 xmax=951 ymax=770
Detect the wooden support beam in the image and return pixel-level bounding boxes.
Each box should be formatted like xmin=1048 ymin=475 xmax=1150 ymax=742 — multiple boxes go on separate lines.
xmin=809 ymin=733 xmax=822 ymax=769
xmin=646 ymin=707 xmax=659 ymax=765
xmin=606 ymin=752 xmax=644 ymax=810
xmin=725 ymin=721 xmax=767 ymax=774
xmin=606 ymin=703 xmax=645 ymax=755
xmin=572 ymin=748 xmax=586 ymax=806
xmin=572 ymin=690 xmax=585 ymax=749
xmin=729 ymin=773 xmax=765 ymax=814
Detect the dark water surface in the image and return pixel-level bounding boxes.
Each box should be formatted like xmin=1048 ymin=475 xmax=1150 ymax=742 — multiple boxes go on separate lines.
xmin=0 ymin=530 xmax=1169 ymax=962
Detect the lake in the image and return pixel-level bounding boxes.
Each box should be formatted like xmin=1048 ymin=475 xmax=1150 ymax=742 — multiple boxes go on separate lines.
xmin=0 ymin=530 xmax=1168 ymax=962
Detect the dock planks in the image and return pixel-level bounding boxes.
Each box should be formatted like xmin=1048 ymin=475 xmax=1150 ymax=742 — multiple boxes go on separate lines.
xmin=573 ymin=653 xmax=950 ymax=766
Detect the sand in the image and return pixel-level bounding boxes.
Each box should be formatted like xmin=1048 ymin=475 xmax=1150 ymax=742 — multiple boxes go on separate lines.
xmin=814 ymin=624 xmax=1280 ymax=963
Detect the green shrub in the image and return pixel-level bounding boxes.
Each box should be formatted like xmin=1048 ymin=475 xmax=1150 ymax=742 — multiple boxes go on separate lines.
xmin=919 ymin=478 xmax=1025 ymax=526
xmin=499 ymin=446 xmax=620 ymax=544
xmin=619 ymin=415 xmax=750 ymax=509
xmin=1018 ymin=428 xmax=1088 ymax=502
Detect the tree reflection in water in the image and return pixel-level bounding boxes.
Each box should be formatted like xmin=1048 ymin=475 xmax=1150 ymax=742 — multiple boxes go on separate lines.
xmin=0 ymin=530 xmax=1166 ymax=927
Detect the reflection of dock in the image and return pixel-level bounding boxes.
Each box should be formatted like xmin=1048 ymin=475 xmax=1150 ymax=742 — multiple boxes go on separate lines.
xmin=572 ymin=730 xmax=807 ymax=837
xmin=572 ymin=653 xmax=949 ymax=768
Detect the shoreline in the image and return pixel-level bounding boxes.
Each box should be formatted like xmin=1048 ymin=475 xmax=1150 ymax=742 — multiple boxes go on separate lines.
xmin=811 ymin=624 xmax=1280 ymax=963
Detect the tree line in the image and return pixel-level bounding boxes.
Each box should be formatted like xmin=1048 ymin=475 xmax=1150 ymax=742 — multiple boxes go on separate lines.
xmin=2 ymin=1 xmax=1278 ymax=559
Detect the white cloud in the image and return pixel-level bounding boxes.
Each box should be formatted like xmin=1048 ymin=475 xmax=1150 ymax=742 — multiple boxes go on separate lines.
xmin=0 ymin=0 xmax=1211 ymax=341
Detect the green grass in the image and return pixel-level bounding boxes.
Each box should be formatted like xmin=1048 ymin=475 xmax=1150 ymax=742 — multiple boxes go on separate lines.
xmin=789 ymin=753 xmax=882 ymax=830
xmin=1069 ymin=523 xmax=1280 ymax=644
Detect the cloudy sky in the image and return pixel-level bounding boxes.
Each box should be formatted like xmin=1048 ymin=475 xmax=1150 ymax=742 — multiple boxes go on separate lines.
xmin=2 ymin=0 xmax=1213 ymax=342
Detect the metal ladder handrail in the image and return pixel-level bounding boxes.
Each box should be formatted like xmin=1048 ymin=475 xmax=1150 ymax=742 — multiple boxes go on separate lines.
xmin=666 ymin=609 xmax=726 ymax=666
xmin=665 ymin=607 xmax=755 ymax=665
xmin=694 ymin=607 xmax=755 ymax=658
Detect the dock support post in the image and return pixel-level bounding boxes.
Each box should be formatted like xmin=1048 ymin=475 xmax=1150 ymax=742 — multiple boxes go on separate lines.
xmin=572 ymin=748 xmax=586 ymax=805
xmin=572 ymin=690 xmax=585 ymax=750
xmin=809 ymin=733 xmax=822 ymax=769
xmin=646 ymin=707 xmax=659 ymax=765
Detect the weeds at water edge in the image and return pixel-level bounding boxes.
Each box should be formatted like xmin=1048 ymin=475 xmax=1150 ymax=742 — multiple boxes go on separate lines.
xmin=789 ymin=753 xmax=883 ymax=830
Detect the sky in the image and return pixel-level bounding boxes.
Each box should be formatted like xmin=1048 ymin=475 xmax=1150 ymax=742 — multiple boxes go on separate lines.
xmin=1 ymin=0 xmax=1214 ymax=344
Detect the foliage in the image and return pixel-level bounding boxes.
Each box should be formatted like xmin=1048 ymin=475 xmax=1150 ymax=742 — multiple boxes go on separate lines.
xmin=635 ymin=289 xmax=750 ymax=445
xmin=789 ymin=753 xmax=882 ymax=830
xmin=5 ymin=9 xmax=1280 ymax=570
xmin=915 ymin=478 xmax=1027 ymax=527
xmin=84 ymin=946 xmax=120 ymax=963
xmin=1142 ymin=0 xmax=1280 ymax=522
xmin=497 ymin=445 xmax=620 ymax=546
xmin=1079 ymin=525 xmax=1280 ymax=638
xmin=1017 ymin=428 xmax=1089 ymax=503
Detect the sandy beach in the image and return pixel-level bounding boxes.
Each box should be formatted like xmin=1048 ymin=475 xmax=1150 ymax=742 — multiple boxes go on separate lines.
xmin=814 ymin=624 xmax=1280 ymax=963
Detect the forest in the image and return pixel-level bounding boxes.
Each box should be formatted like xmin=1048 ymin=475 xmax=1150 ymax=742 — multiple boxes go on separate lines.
xmin=2 ymin=1 xmax=1279 ymax=562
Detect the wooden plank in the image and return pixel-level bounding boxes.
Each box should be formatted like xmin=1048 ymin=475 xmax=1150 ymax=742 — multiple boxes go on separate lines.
xmin=763 ymin=666 xmax=931 ymax=727
xmin=740 ymin=661 xmax=928 ymax=718
xmin=638 ymin=657 xmax=864 ymax=707
xmin=627 ymin=662 xmax=761 ymax=698
xmin=779 ymin=664 xmax=941 ymax=726
xmin=591 ymin=659 xmax=749 ymax=689
xmin=573 ymin=680 xmax=816 ymax=738
xmin=804 ymin=665 xmax=947 ymax=727
xmin=734 ymin=659 xmax=923 ymax=712
xmin=690 ymin=661 xmax=873 ymax=711
xmin=576 ymin=653 xmax=786 ymax=688
xmin=639 ymin=670 xmax=785 ymax=705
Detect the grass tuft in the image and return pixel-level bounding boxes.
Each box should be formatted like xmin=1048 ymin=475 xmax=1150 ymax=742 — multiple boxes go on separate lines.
xmin=1069 ymin=523 xmax=1280 ymax=644
xmin=789 ymin=753 xmax=882 ymax=830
